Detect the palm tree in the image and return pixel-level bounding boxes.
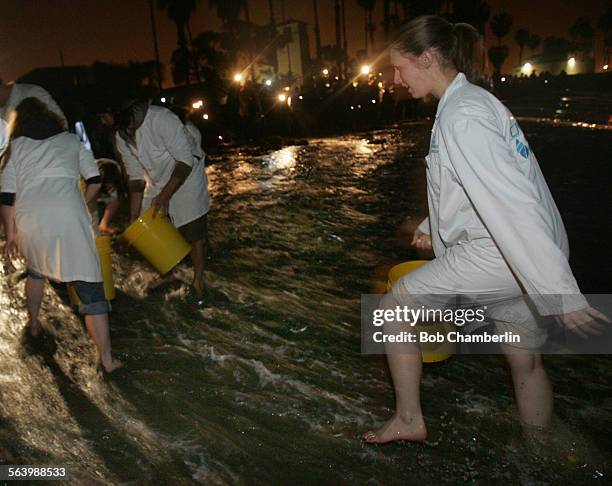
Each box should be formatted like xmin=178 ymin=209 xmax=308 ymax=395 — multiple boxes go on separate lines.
xmin=158 ymin=0 xmax=199 ymax=49
xmin=342 ymin=0 xmax=349 ymax=77
xmin=490 ymin=12 xmax=513 ymax=45
xmin=312 ymin=0 xmax=322 ymax=60
xmin=334 ymin=0 xmax=342 ymax=75
xmin=527 ymin=33 xmax=541 ymax=55
xmin=383 ymin=0 xmax=391 ymax=40
xmin=488 ymin=45 xmax=508 ymax=77
xmin=514 ymin=28 xmax=530 ymax=64
xmin=158 ymin=0 xmax=200 ymax=84
xmin=357 ymin=0 xmax=376 ymax=54
xmin=208 ymin=0 xmax=246 ymax=30
xmin=451 ymin=0 xmax=490 ymax=34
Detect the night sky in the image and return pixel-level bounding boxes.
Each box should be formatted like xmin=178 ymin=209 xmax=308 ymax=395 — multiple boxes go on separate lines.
xmin=0 ymin=0 xmax=609 ymax=84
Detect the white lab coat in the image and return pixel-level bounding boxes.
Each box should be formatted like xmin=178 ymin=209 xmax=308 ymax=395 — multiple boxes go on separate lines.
xmin=0 ymin=132 xmax=102 ymax=282
xmin=115 ymin=106 xmax=210 ymax=228
xmin=0 ymin=83 xmax=68 ymax=151
xmin=406 ymin=73 xmax=586 ymax=316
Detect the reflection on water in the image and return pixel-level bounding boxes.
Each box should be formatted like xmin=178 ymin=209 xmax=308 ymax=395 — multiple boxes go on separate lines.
xmin=0 ymin=124 xmax=610 ymax=484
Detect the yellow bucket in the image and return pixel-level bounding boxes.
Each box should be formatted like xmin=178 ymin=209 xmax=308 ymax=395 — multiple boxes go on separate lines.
xmin=122 ymin=207 xmax=192 ymax=275
xmin=96 ymin=236 xmax=116 ymax=300
xmin=68 ymin=235 xmax=115 ymax=305
xmin=387 ymin=260 xmax=455 ymax=363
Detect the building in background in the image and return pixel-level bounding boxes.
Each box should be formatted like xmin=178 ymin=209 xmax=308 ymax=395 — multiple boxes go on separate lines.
xmin=514 ymin=53 xmax=595 ymax=76
xmin=276 ymin=20 xmax=311 ymax=86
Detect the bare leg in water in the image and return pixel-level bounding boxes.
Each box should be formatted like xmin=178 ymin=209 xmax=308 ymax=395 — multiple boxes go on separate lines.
xmin=363 ymin=297 xmax=554 ymax=444
xmin=85 ymin=313 xmax=123 ymax=373
xmin=191 ymin=238 xmax=206 ymax=298
xmin=25 ymin=276 xmax=44 ymax=337
xmin=363 ymin=293 xmax=428 ymax=443
xmin=504 ymin=349 xmax=553 ymax=428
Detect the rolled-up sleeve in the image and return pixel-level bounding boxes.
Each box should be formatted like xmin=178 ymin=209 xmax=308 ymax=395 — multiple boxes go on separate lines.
xmin=115 ymin=133 xmax=145 ymax=180
xmin=417 ymin=217 xmax=430 ymax=235
xmin=157 ymin=109 xmax=195 ymax=167
xmin=439 ymin=115 xmax=587 ymax=315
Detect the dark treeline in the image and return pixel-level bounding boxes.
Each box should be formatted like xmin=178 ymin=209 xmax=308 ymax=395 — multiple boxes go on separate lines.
xmin=15 ymin=1 xmax=612 ymax=145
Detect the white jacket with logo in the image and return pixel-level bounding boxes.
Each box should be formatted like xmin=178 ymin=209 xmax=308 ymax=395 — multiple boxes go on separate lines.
xmin=420 ymin=73 xmax=586 ymax=315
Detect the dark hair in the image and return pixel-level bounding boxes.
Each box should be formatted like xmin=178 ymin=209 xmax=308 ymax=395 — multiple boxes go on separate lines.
xmin=8 ymin=97 xmax=65 ymax=140
xmin=391 ymin=15 xmax=483 ymax=83
xmin=1 ymin=97 xmax=65 ymax=168
xmin=116 ymin=97 xmax=150 ymax=142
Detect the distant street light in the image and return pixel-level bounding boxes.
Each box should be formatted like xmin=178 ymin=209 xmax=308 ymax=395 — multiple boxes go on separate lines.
xmin=234 ymin=73 xmax=243 ymax=82
xmin=265 ymin=79 xmax=272 ymax=86
xmin=278 ymin=93 xmax=287 ymax=102
xmin=322 ymin=68 xmax=329 ymax=76
xmin=361 ymin=65 xmax=371 ymax=75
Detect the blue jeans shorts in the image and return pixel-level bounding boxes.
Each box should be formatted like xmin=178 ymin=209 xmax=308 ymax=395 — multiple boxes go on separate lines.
xmin=27 ymin=269 xmax=109 ymax=316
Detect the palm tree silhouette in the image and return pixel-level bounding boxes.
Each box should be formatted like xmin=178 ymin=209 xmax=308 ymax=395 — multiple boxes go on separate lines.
xmin=514 ymin=28 xmax=530 ymax=64
xmin=357 ymin=0 xmax=376 ymax=54
xmin=158 ymin=0 xmax=200 ymax=84
xmin=158 ymin=0 xmax=199 ymax=49
xmin=490 ymin=12 xmax=513 ymax=45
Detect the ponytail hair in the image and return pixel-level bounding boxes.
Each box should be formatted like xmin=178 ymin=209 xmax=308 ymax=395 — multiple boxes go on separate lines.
xmin=391 ymin=15 xmax=484 ymax=83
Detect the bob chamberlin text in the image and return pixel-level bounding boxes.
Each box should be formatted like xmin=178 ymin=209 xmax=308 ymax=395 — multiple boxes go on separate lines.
xmin=372 ymin=331 xmax=521 ymax=344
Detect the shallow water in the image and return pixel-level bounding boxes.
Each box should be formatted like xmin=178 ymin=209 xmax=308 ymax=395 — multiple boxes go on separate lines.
xmin=0 ymin=122 xmax=610 ymax=484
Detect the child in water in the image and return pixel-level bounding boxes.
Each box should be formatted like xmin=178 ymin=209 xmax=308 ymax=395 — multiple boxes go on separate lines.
xmin=363 ymin=16 xmax=609 ymax=444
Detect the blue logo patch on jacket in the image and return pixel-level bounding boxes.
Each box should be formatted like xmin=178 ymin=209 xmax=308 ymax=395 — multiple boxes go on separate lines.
xmin=515 ymin=139 xmax=530 ymax=158
xmin=510 ymin=120 xmax=529 ymax=158
xmin=430 ymin=132 xmax=439 ymax=153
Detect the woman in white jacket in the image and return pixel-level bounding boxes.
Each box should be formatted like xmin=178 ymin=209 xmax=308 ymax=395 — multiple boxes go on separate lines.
xmin=363 ymin=16 xmax=609 ymax=443
xmin=0 ymin=98 xmax=122 ymax=373
xmin=115 ymin=100 xmax=210 ymax=300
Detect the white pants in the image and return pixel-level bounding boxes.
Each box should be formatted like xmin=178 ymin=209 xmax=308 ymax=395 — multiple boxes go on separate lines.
xmin=391 ymin=240 xmax=548 ymax=349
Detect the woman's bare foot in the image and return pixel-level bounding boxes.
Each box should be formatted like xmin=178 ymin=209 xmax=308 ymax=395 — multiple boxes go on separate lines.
xmin=363 ymin=413 xmax=427 ymax=444
xmin=100 ymin=358 xmax=124 ymax=374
